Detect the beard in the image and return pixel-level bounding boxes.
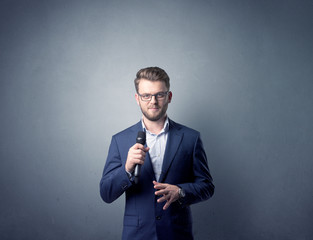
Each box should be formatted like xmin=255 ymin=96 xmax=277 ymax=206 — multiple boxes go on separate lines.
xmin=140 ymin=103 xmax=168 ymax=122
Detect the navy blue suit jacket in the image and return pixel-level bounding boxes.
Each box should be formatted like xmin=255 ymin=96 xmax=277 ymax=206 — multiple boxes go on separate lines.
xmin=100 ymin=119 xmax=214 ymax=240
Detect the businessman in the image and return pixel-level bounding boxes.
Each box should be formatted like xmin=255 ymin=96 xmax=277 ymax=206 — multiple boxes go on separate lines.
xmin=100 ymin=67 xmax=214 ymax=240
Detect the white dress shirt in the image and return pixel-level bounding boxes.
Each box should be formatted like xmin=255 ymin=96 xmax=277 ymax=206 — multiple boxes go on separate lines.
xmin=142 ymin=118 xmax=169 ymax=181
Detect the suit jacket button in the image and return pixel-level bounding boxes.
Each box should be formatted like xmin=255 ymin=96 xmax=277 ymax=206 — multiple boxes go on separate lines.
xmin=156 ymin=216 xmax=161 ymax=220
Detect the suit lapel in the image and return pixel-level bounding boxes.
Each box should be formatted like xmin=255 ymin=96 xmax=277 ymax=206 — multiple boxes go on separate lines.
xmin=159 ymin=119 xmax=183 ymax=183
xmin=143 ymin=153 xmax=156 ymax=181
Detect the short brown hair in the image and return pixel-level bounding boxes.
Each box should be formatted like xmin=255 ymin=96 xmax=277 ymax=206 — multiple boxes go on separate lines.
xmin=134 ymin=67 xmax=170 ymax=93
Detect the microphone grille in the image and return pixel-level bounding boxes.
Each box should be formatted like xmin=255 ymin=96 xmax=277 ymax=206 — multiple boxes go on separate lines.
xmin=136 ymin=131 xmax=146 ymax=145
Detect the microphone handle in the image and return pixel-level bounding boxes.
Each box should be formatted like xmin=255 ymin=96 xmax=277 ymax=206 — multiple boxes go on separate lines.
xmin=134 ymin=131 xmax=146 ymax=184
xmin=134 ymin=164 xmax=141 ymax=184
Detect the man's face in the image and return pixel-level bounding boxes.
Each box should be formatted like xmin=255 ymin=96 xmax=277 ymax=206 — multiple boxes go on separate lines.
xmin=135 ymin=79 xmax=172 ymax=122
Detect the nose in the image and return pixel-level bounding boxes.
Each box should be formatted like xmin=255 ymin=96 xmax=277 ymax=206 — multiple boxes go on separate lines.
xmin=150 ymin=95 xmax=158 ymax=104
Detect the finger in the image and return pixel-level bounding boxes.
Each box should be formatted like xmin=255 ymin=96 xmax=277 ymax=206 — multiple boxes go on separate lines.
xmin=129 ymin=155 xmax=145 ymax=164
xmin=157 ymin=194 xmax=168 ymax=203
xmin=128 ymin=151 xmax=142 ymax=161
xmin=153 ymin=182 xmax=167 ymax=190
xmin=135 ymin=159 xmax=145 ymax=165
xmin=155 ymin=189 xmax=168 ymax=196
xmin=133 ymin=143 xmax=146 ymax=150
xmin=130 ymin=151 xmax=146 ymax=161
xmin=163 ymin=200 xmax=172 ymax=210
xmin=133 ymin=152 xmax=146 ymax=160
xmin=131 ymin=148 xmax=146 ymax=155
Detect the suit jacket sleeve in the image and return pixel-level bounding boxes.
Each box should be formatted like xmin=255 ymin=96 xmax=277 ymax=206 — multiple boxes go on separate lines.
xmin=99 ymin=135 xmax=132 ymax=203
xmin=177 ymin=134 xmax=214 ymax=206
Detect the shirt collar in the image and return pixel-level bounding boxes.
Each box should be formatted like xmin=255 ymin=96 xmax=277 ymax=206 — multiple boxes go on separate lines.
xmin=141 ymin=117 xmax=169 ymax=135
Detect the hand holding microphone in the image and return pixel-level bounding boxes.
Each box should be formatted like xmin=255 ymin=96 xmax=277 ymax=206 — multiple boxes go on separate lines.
xmin=125 ymin=131 xmax=149 ymax=184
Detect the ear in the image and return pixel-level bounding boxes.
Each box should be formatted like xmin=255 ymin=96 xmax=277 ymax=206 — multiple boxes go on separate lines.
xmin=168 ymin=91 xmax=173 ymax=103
xmin=135 ymin=93 xmax=140 ymax=105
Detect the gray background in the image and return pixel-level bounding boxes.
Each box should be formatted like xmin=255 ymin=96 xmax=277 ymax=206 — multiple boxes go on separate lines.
xmin=1 ymin=0 xmax=313 ymax=239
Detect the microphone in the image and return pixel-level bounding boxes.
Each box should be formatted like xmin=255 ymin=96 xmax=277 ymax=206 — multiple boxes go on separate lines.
xmin=134 ymin=131 xmax=146 ymax=184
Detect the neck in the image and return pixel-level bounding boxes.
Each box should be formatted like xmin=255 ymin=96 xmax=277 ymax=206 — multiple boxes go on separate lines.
xmin=143 ymin=115 xmax=167 ymax=135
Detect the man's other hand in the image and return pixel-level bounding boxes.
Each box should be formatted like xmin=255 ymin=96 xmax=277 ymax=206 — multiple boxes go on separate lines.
xmin=153 ymin=181 xmax=180 ymax=210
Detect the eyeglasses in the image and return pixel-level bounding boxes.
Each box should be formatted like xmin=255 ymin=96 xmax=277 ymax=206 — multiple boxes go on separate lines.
xmin=137 ymin=91 xmax=169 ymax=102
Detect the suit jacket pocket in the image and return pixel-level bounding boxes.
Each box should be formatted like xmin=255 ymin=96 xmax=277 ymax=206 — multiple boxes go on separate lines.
xmin=123 ymin=215 xmax=139 ymax=227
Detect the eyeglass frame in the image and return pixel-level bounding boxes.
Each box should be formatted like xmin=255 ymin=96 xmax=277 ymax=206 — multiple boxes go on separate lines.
xmin=137 ymin=91 xmax=170 ymax=102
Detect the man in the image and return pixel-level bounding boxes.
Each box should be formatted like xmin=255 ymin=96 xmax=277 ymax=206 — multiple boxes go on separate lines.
xmin=100 ymin=67 xmax=214 ymax=240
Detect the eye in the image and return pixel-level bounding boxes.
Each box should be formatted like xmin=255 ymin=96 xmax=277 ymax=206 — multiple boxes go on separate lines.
xmin=157 ymin=92 xmax=166 ymax=98
xmin=142 ymin=94 xmax=151 ymax=99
